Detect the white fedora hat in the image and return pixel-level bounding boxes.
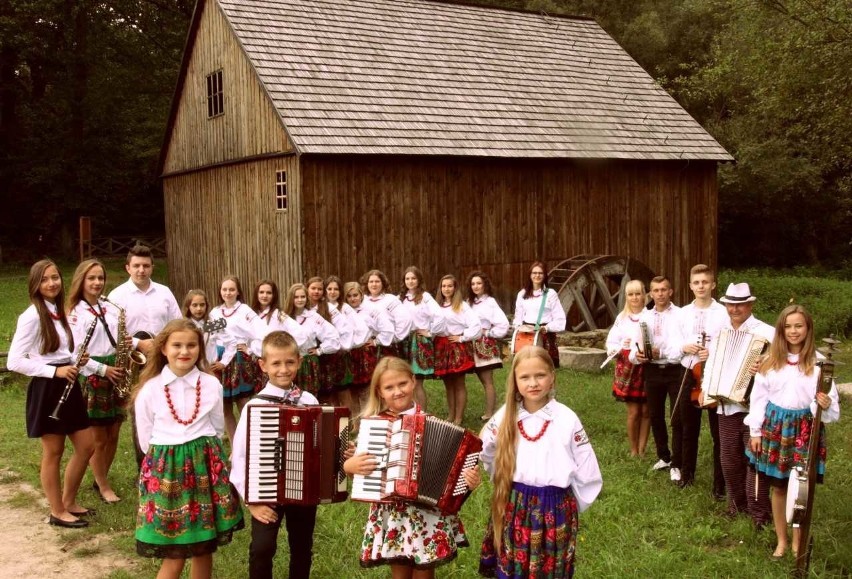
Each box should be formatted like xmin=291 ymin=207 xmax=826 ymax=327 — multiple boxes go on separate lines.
xmin=719 ymin=282 xmax=757 ymax=304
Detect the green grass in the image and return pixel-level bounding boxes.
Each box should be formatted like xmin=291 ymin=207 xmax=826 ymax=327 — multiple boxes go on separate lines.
xmin=0 ymin=263 xmax=851 ymax=577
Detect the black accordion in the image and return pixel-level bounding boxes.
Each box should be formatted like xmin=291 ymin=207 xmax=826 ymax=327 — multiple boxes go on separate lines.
xmin=245 ymin=404 xmax=350 ymax=505
xmin=351 ymin=414 xmax=481 ymax=515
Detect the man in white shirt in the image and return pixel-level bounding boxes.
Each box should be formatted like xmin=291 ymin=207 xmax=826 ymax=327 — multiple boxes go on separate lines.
xmin=107 ymin=244 xmax=182 ymax=356
xmin=108 ymin=244 xmax=182 ymax=463
xmin=714 ymin=282 xmax=774 ymax=528
xmin=630 ymin=276 xmax=682 ymax=477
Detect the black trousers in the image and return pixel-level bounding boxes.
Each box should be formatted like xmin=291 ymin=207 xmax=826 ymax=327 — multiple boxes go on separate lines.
xmin=676 ymin=373 xmax=705 ymax=481
xmin=644 ymin=364 xmax=681 ymax=463
xmin=249 ymin=504 xmax=318 ymax=579
xmin=706 ymin=408 xmax=725 ymax=496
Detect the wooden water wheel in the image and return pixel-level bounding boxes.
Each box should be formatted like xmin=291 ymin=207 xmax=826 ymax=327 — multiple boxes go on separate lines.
xmin=550 ymin=255 xmax=655 ymax=332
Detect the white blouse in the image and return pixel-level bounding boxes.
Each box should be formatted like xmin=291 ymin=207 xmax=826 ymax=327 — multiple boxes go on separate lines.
xmin=352 ymin=304 xmax=395 ymax=347
xmin=209 ymin=302 xmax=269 ymax=365
xmin=433 ymin=301 xmax=481 ymax=342
xmin=745 ymin=353 xmax=840 ymax=437
xmin=258 ymin=308 xmax=310 ymax=351
xmin=69 ymin=300 xmax=121 ymax=377
xmin=513 ymin=287 xmax=566 ymax=332
xmin=294 ymin=309 xmax=341 ymax=355
xmin=312 ymin=305 xmax=354 ymax=350
xmin=330 ymin=302 xmax=371 ymax=348
xmin=134 ymin=367 xmax=225 ymax=452
xmin=605 ymin=311 xmax=642 ymax=356
xmin=481 ymin=399 xmax=603 ymax=512
xmin=363 ymin=293 xmax=413 ymax=342
xmin=400 ymin=291 xmax=443 ymax=335
xmin=8 ymin=302 xmax=73 ymax=378
xmin=470 ymin=296 xmax=509 ymax=339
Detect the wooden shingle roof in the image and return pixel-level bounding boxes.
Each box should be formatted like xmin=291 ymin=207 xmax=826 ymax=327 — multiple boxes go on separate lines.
xmin=216 ymin=0 xmax=732 ymax=160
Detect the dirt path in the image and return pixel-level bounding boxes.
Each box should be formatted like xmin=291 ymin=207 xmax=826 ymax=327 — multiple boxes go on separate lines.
xmin=0 ymin=470 xmax=137 ymax=578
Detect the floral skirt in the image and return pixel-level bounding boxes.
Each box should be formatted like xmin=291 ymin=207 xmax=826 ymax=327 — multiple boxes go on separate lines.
xmin=745 ymin=401 xmax=827 ymax=480
xmin=297 ymin=353 xmax=321 ymax=395
xmin=222 ymin=351 xmax=259 ymax=400
xmin=85 ymin=354 xmax=127 ymax=424
xmin=473 ymin=336 xmax=504 ymax=370
xmin=480 ymin=483 xmax=578 ymax=579
xmin=320 ymin=350 xmax=353 ymax=393
xmin=136 ymin=436 xmax=244 ymax=558
xmin=360 ymin=501 xmax=469 ymax=569
xmin=400 ymin=333 xmax=436 ymax=376
xmin=351 ymin=343 xmax=380 ymax=386
xmin=611 ymin=352 xmax=645 ymax=403
xmin=433 ymin=336 xmax=475 ymax=377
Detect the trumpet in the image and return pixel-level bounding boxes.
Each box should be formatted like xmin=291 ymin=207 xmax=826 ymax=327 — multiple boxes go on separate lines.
xmin=99 ymin=295 xmax=147 ymax=400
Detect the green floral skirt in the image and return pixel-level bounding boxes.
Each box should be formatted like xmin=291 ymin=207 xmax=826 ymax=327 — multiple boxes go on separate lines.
xmin=84 ymin=354 xmax=127 ymax=424
xmin=136 ymin=436 xmax=244 ymax=558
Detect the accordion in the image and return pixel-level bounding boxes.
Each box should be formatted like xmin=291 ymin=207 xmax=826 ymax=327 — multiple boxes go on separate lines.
xmin=245 ymin=404 xmax=350 ymax=505
xmin=351 ymin=414 xmax=482 ymax=515
xmin=702 ymin=329 xmax=769 ymax=406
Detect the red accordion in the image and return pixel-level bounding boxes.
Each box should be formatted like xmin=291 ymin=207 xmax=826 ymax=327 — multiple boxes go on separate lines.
xmin=351 ymin=414 xmax=481 ymax=515
xmin=245 ymin=404 xmax=350 ymax=505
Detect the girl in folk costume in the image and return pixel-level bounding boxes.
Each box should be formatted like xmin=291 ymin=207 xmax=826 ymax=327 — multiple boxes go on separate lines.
xmin=433 ymin=274 xmax=481 ymax=425
xmin=283 ymin=283 xmax=341 ymax=397
xmin=479 ymin=347 xmax=602 ymax=579
xmin=360 ymin=269 xmax=413 ymax=358
xmin=8 ymin=259 xmax=95 ymax=528
xmin=251 ymin=279 xmax=309 ymax=350
xmin=183 ymin=289 xmax=228 ymax=381
xmin=398 ymin=266 xmax=442 ymax=409
xmin=604 ymin=279 xmax=650 ymax=457
xmin=327 ymin=275 xmax=370 ymax=411
xmin=744 ymin=305 xmax=840 ymax=559
xmin=344 ymin=281 xmax=395 ymax=418
xmin=344 ymin=357 xmax=480 ymax=577
xmin=66 ymin=259 xmax=128 ymax=504
xmin=513 ymin=262 xmax=566 ymax=368
xmin=308 ymin=275 xmax=354 ymax=402
xmin=132 ymin=319 xmax=243 ymax=578
xmin=466 ymin=270 xmax=510 ymax=421
xmin=209 ymin=276 xmax=268 ymax=443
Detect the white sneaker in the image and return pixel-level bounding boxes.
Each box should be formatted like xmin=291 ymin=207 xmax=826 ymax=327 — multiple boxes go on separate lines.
xmin=670 ymin=468 xmax=682 ymax=482
xmin=652 ymin=459 xmax=671 ymax=471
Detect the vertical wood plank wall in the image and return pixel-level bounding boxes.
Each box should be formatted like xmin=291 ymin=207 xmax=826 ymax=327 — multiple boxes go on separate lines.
xmin=163 ymin=155 xmax=302 ymax=301
xmin=300 ymin=156 xmax=718 ymax=309
xmin=162 ymin=0 xmax=292 ymax=174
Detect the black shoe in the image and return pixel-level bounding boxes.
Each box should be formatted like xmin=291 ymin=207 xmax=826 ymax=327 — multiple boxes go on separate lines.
xmin=48 ymin=515 xmax=88 ymax=528
xmin=68 ymin=507 xmax=96 ymax=517
xmin=677 ymin=478 xmax=695 ymax=489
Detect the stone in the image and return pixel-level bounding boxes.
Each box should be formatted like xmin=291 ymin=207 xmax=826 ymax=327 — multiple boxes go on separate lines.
xmin=558 ymin=346 xmax=607 ymax=373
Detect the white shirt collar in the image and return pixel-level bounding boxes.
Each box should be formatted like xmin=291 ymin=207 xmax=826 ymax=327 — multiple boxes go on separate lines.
xmin=518 ymin=398 xmax=557 ymax=420
xmin=159 ymin=365 xmax=201 ymax=386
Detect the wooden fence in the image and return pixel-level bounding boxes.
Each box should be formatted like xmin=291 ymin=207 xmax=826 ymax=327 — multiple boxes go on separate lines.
xmin=82 ymin=236 xmax=167 ymax=259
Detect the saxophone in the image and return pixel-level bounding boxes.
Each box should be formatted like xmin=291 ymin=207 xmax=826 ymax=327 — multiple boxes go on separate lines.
xmin=100 ymin=295 xmax=146 ymax=400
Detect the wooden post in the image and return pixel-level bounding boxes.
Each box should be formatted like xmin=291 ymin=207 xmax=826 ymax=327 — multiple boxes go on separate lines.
xmin=79 ymin=216 xmax=91 ymax=261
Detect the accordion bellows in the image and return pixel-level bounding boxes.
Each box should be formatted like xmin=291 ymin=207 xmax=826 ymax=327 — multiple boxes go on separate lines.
xmin=352 ymin=414 xmax=482 ymax=515
xmin=702 ymin=328 xmax=769 ymax=405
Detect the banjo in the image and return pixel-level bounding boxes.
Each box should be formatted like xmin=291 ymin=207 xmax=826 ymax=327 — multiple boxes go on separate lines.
xmin=785 ymin=336 xmax=839 ymax=576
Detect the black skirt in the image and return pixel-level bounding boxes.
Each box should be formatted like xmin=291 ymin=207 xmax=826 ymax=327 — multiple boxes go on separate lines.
xmin=26 ymin=373 xmax=90 ymax=438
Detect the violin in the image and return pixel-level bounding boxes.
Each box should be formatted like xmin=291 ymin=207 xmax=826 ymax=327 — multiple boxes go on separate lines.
xmin=689 ymin=332 xmax=708 ymax=408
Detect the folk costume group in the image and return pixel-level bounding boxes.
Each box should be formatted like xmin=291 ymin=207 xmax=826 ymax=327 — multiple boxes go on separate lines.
xmin=8 ymin=247 xmax=837 ymax=577
xmin=605 ymin=264 xmax=840 ymax=561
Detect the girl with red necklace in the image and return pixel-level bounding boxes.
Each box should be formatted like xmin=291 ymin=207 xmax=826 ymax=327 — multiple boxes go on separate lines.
xmin=479 ymin=346 xmax=602 ymax=579
xmin=131 ymin=319 xmax=243 ymax=579
xmin=604 ymin=279 xmax=650 ymax=458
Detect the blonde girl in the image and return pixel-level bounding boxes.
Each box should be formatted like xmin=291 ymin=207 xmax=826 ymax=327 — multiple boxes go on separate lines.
xmin=745 ymin=305 xmax=839 ymax=559
xmin=8 ymin=259 xmax=95 ymax=527
xmin=604 ymin=279 xmax=650 ymax=457
xmin=480 ymin=347 xmax=602 ymax=578
xmin=132 ymin=319 xmax=243 ymax=578
xmin=466 ymin=270 xmax=509 ymax=421
xmin=66 ymin=258 xmax=127 ymax=504
xmin=432 ymin=274 xmax=481 ymax=425
xmin=344 ymin=358 xmax=479 ymax=577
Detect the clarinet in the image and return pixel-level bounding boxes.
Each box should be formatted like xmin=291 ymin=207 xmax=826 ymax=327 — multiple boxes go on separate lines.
xmin=49 ymin=316 xmax=98 ymax=421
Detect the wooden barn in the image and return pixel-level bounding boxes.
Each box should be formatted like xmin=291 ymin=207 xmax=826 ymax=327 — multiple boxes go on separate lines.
xmin=159 ymin=0 xmax=732 ymax=310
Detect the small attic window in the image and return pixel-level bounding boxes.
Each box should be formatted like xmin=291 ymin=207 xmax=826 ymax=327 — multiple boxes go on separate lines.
xmin=206 ymin=70 xmax=224 ymax=118
xmin=275 ymin=170 xmax=288 ymax=211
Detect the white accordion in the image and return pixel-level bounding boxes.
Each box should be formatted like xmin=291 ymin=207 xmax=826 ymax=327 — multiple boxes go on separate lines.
xmin=701 ymin=328 xmax=769 ymax=406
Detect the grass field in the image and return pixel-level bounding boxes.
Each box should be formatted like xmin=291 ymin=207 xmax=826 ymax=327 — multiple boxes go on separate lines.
xmin=0 ymin=261 xmax=850 ymax=578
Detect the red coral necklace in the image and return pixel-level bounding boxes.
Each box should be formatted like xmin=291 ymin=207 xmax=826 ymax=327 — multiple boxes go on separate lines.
xmin=518 ymin=419 xmax=551 ymax=442
xmin=164 ymin=377 xmax=202 ymax=425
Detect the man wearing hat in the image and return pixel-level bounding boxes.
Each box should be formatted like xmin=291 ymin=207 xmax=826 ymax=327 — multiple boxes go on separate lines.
xmin=715 ymin=282 xmax=774 ymax=528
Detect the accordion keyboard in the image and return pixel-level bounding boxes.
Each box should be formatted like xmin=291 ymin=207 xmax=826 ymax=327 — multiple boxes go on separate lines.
xmin=351 ymin=418 xmax=392 ymax=501
xmin=246 ymin=406 xmax=287 ymax=503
